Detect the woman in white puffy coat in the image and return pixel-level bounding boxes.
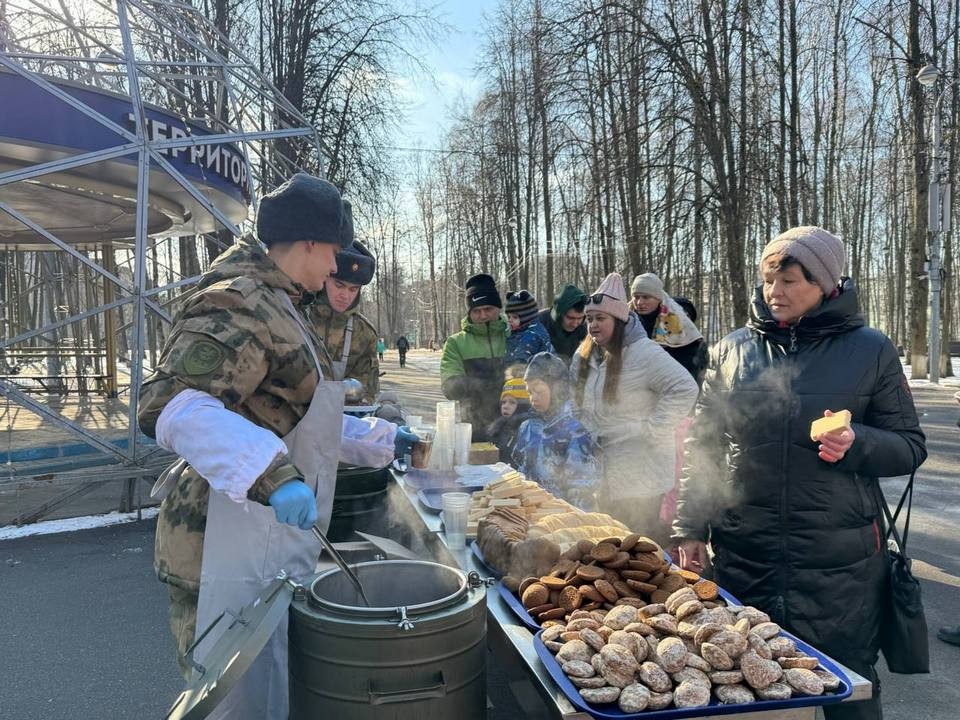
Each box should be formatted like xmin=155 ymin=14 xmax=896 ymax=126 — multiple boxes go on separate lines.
xmin=570 ymin=273 xmax=698 ymax=544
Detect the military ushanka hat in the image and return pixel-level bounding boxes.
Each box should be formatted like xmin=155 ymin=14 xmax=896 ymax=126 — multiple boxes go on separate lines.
xmin=256 ymin=173 xmax=353 ymax=249
xmin=331 ymin=239 xmax=376 ymax=286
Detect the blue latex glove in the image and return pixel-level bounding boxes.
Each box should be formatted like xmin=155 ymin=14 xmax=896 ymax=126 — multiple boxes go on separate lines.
xmin=394 ymin=425 xmax=419 ymax=458
xmin=268 ymin=479 xmax=317 ymax=530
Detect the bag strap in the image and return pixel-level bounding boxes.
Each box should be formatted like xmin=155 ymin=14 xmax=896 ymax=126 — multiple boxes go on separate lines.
xmin=875 ymin=472 xmax=915 ymax=556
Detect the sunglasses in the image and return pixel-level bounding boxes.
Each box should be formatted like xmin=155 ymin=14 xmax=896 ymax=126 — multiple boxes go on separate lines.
xmin=585 ymin=293 xmax=609 ymax=305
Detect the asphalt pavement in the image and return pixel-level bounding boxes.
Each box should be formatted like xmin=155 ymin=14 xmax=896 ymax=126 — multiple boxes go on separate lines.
xmin=0 ymin=357 xmax=957 ymax=719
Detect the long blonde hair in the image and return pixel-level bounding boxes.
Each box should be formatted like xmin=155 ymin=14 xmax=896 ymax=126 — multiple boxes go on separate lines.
xmin=574 ymin=318 xmax=626 ymax=405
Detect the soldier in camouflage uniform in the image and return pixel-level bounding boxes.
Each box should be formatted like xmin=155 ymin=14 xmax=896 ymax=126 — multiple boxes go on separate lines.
xmin=307 ymin=239 xmax=380 ymax=401
xmin=138 ymin=175 xmax=398 ymax=706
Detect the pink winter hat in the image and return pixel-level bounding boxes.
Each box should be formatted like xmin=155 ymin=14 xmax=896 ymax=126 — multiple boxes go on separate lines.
xmin=585 ymin=272 xmax=630 ymax=322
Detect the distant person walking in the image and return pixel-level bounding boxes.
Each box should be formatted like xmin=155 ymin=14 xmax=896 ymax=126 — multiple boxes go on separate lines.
xmin=396 ymin=335 xmax=410 ymax=368
xmin=376 ymin=337 xmax=386 ymax=362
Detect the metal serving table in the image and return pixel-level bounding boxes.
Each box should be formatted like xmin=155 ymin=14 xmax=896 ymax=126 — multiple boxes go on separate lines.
xmin=388 ymin=470 xmax=872 ymax=720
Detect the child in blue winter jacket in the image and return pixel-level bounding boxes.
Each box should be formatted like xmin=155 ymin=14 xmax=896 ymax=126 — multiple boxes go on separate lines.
xmin=512 ymin=352 xmax=600 ymax=510
xmin=504 ymin=290 xmax=554 ymax=367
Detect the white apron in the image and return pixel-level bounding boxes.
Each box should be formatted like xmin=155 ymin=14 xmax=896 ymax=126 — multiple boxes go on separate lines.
xmin=193 ymin=289 xmax=344 ymax=720
xmin=330 ymin=315 xmax=354 ymax=380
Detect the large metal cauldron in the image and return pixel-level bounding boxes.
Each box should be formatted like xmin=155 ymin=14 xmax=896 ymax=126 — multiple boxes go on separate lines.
xmin=289 ymin=560 xmax=487 ymax=720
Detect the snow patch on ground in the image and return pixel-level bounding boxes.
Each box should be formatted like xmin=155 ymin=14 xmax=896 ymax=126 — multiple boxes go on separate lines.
xmin=903 ymin=357 xmax=960 ymax=391
xmin=0 ymin=507 xmax=159 ymax=541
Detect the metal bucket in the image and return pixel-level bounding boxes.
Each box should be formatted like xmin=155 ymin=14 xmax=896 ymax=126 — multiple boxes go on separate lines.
xmin=288 ymin=560 xmax=487 ymax=720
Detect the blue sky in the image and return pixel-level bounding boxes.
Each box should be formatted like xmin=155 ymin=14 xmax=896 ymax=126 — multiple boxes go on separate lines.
xmin=396 ymin=0 xmax=499 ymax=151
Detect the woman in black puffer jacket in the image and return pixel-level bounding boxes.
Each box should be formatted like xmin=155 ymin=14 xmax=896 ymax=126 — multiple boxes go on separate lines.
xmin=673 ymin=227 xmax=926 ymax=720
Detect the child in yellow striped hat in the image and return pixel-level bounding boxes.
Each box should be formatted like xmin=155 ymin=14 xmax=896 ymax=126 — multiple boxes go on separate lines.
xmin=488 ymin=373 xmax=532 ymax=462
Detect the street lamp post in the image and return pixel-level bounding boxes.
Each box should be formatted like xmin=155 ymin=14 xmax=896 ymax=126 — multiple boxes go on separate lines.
xmin=917 ymin=62 xmax=949 ymax=383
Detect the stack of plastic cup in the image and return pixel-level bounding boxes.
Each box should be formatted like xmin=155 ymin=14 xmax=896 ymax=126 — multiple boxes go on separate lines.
xmin=454 ymin=422 xmax=472 ymax=466
xmin=441 ymin=491 xmax=471 ymax=549
xmin=431 ymin=401 xmax=457 ymax=470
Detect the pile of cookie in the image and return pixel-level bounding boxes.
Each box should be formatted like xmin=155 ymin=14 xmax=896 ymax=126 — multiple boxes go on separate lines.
xmin=513 ymin=533 xmax=696 ymax=623
xmin=525 ymin=536 xmax=843 ymax=712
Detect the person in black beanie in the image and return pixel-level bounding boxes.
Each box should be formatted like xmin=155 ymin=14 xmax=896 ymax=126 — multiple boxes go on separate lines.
xmin=440 ymin=273 xmax=508 ymax=440
xmin=505 ymin=290 xmax=554 ymax=367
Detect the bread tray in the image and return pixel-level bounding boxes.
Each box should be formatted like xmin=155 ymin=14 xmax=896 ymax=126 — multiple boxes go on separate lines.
xmin=401 ymin=468 xmax=461 ymax=491
xmin=471 ymin=542 xmax=502 ymax=577
xmin=498 ymin=548 xmax=675 ymax=632
xmin=532 ymin=624 xmax=853 ymax=719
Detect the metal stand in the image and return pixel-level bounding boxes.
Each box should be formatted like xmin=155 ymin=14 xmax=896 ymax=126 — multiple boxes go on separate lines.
xmin=0 ymin=0 xmax=330 ymax=522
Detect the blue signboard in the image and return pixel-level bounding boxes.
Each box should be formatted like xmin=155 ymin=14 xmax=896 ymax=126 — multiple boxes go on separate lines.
xmin=0 ymin=69 xmax=249 ymax=204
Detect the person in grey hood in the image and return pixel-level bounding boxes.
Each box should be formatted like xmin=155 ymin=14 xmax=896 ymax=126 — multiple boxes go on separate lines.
xmin=571 ymin=272 xmax=698 ymax=545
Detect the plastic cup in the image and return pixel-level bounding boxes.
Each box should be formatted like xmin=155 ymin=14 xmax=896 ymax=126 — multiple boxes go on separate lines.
xmin=441 ymin=491 xmax=471 ymax=550
xmin=454 ymin=422 xmax=472 ymax=466
xmin=430 ymin=443 xmax=454 ymax=471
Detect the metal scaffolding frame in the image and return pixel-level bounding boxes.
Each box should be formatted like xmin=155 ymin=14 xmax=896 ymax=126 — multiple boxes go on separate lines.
xmin=0 ymin=0 xmax=329 ymax=524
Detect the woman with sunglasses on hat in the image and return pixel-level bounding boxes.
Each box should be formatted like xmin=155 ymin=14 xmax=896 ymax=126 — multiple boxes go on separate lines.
xmin=571 ymin=272 xmax=698 ymax=545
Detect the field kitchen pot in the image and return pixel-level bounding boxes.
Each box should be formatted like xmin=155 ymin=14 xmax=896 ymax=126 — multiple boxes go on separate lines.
xmin=165 ymin=560 xmax=490 ymax=720
xmin=328 ymin=465 xmax=390 ymax=542
xmin=290 ymin=560 xmax=489 ymax=719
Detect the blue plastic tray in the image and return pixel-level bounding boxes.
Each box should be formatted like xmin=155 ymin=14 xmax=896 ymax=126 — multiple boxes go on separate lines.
xmin=533 ymin=626 xmax=853 ymax=719
xmin=416 ymin=486 xmax=483 ymax=514
xmin=471 ymin=542 xmax=502 ymax=577
xmin=401 ymin=468 xmax=461 ymax=491
xmin=498 ymin=581 xmax=542 ymax=630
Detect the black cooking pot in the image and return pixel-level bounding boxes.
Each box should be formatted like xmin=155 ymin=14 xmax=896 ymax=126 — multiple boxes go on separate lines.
xmin=328 ymin=465 xmax=389 ymax=541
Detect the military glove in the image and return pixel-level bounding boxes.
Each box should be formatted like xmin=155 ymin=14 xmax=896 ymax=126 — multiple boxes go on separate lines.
xmin=394 ymin=425 xmax=419 ymax=458
xmin=268 ymin=479 xmax=317 ymax=530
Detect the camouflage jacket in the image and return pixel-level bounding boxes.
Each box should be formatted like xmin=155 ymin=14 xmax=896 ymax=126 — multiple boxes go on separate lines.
xmin=139 ymin=237 xmax=334 ymax=592
xmin=307 ymin=293 xmax=380 ymax=401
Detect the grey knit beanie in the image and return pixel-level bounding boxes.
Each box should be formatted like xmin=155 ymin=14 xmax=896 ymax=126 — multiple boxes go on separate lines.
xmin=760 ymin=226 xmax=845 ymax=295
xmin=630 ymin=272 xmax=664 ymax=298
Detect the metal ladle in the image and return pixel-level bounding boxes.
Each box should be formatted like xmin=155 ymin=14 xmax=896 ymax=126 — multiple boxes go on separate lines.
xmin=311 ymin=523 xmax=371 ymax=607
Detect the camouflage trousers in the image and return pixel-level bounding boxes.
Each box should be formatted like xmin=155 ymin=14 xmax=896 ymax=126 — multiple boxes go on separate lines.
xmin=167 ymin=585 xmax=199 ymax=680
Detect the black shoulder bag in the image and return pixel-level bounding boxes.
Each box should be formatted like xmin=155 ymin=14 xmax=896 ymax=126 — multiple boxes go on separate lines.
xmin=875 ymin=473 xmax=930 ymax=674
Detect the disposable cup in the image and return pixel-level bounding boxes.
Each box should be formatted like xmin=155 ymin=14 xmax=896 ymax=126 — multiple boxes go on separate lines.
xmin=454 ymin=422 xmax=472 ymax=466
xmin=442 ymin=491 xmax=471 ymax=549
xmin=410 ymin=426 xmax=435 ymax=469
